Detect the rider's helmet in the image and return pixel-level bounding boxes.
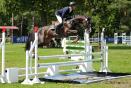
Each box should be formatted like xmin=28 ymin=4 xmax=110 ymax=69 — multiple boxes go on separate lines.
xmin=69 ymin=1 xmax=76 ymax=6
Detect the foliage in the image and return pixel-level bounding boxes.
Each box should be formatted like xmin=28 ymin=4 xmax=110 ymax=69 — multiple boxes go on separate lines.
xmin=0 ymin=0 xmax=130 ymax=36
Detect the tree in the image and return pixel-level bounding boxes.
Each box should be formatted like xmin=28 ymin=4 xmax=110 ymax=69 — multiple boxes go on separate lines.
xmin=0 ymin=0 xmax=130 ymax=36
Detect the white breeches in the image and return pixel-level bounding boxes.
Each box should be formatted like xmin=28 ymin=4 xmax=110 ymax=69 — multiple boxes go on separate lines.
xmin=56 ymin=15 xmax=62 ymax=23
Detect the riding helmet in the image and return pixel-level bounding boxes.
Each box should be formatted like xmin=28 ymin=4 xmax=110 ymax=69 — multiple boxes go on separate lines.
xmin=69 ymin=1 xmax=76 ymax=6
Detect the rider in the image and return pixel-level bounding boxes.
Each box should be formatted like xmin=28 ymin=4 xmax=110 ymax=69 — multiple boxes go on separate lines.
xmin=55 ymin=2 xmax=76 ymax=30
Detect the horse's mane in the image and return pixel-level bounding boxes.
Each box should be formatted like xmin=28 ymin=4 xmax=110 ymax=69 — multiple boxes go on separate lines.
xmin=73 ymin=15 xmax=91 ymax=22
xmin=69 ymin=15 xmax=88 ymax=25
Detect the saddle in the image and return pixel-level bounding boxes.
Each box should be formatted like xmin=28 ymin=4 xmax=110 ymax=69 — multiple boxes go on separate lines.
xmin=51 ymin=21 xmax=62 ymax=30
xmin=44 ymin=21 xmax=61 ymax=32
xmin=42 ymin=21 xmax=64 ymax=38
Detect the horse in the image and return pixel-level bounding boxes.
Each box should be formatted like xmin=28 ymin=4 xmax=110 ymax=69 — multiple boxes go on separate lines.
xmin=25 ymin=15 xmax=92 ymax=50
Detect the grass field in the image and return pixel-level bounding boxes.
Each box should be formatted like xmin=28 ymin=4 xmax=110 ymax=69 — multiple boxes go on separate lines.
xmin=0 ymin=43 xmax=131 ymax=88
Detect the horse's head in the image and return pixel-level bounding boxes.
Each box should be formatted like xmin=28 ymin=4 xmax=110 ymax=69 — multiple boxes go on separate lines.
xmin=69 ymin=15 xmax=92 ymax=32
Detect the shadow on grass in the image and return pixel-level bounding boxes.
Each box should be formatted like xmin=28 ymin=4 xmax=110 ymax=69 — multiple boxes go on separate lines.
xmin=18 ymin=72 xmax=131 ymax=84
xmin=40 ymin=72 xmax=131 ymax=84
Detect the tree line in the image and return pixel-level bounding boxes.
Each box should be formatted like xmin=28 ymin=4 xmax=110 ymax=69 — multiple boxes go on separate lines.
xmin=0 ymin=0 xmax=130 ymax=37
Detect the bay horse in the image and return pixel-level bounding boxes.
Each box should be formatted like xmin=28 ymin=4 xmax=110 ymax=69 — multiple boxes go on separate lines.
xmin=25 ymin=15 xmax=92 ymax=50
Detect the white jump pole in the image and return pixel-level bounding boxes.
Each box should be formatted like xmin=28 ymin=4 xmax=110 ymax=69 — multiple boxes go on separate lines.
xmin=83 ymin=30 xmax=93 ymax=72
xmin=100 ymin=28 xmax=105 ymax=72
xmin=122 ymin=33 xmax=126 ymax=44
xmin=101 ymin=28 xmax=105 ymax=47
xmin=0 ymin=26 xmax=18 ymax=83
xmin=114 ymin=33 xmax=118 ymax=44
xmin=29 ymin=42 xmax=33 ymax=75
xmin=99 ymin=28 xmax=110 ymax=73
xmin=21 ymin=51 xmax=32 ymax=85
xmin=0 ymin=28 xmax=6 ymax=83
xmin=129 ymin=32 xmax=131 ymax=46
xmin=62 ymin=38 xmax=66 ymax=55
xmin=100 ymin=46 xmax=110 ymax=73
xmin=104 ymin=46 xmax=109 ymax=72
xmin=32 ymin=26 xmax=41 ymax=84
xmin=100 ymin=28 xmax=105 ymax=57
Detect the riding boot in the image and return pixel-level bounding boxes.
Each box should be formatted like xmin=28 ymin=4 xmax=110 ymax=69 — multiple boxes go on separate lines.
xmin=56 ymin=23 xmax=64 ymax=34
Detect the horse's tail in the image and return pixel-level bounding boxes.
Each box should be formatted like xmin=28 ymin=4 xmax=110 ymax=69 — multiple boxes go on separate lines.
xmin=25 ymin=32 xmax=34 ymax=51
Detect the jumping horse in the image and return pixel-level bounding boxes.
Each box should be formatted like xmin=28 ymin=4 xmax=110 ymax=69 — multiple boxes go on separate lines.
xmin=25 ymin=15 xmax=92 ymax=50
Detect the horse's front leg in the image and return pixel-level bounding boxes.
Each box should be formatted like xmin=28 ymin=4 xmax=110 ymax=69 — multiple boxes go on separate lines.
xmin=72 ymin=35 xmax=79 ymax=43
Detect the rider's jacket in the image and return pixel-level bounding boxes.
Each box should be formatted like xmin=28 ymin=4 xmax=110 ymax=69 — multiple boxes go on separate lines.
xmin=55 ymin=7 xmax=74 ymax=21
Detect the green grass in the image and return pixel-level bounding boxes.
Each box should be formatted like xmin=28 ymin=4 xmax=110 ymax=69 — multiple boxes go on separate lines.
xmin=0 ymin=43 xmax=131 ymax=88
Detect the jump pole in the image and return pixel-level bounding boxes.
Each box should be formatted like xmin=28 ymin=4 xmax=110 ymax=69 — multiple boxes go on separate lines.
xmin=130 ymin=32 xmax=131 ymax=45
xmin=114 ymin=33 xmax=118 ymax=44
xmin=0 ymin=28 xmax=6 ymax=83
xmin=31 ymin=26 xmax=41 ymax=84
xmin=83 ymin=30 xmax=93 ymax=72
xmin=21 ymin=51 xmax=33 ymax=85
xmin=22 ymin=26 xmax=41 ymax=85
xmin=99 ymin=28 xmax=110 ymax=73
xmin=0 ymin=26 xmax=18 ymax=83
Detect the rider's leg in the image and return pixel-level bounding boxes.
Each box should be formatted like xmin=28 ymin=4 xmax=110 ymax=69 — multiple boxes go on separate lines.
xmin=55 ymin=15 xmax=64 ymax=32
xmin=56 ymin=23 xmax=63 ymax=33
xmin=56 ymin=15 xmax=62 ymax=23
